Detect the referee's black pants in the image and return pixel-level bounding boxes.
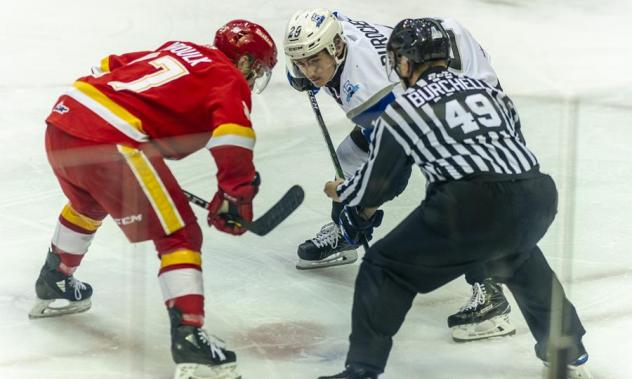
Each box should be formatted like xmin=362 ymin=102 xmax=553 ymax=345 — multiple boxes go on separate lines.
xmin=345 ymin=173 xmax=586 ymax=372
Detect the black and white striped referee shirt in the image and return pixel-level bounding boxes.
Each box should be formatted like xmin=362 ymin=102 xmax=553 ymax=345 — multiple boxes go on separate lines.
xmin=337 ymin=67 xmax=539 ymax=208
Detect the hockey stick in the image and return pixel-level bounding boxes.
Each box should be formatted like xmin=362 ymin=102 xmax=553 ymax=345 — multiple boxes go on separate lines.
xmin=307 ymin=90 xmax=345 ymax=179
xmin=306 ymin=90 xmax=370 ymax=251
xmin=184 ymin=185 xmax=304 ymax=236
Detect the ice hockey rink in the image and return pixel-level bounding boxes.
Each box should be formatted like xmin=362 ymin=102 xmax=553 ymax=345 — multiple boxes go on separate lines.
xmin=1 ymin=0 xmax=631 ymax=378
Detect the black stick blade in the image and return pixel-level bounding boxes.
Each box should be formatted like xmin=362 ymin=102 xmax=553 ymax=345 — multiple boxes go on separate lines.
xmin=244 ymin=185 xmax=304 ymax=236
xmin=183 ymin=185 xmax=304 ymax=236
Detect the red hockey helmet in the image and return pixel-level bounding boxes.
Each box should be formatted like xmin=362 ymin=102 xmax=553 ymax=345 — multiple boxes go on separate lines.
xmin=214 ymin=19 xmax=278 ymax=93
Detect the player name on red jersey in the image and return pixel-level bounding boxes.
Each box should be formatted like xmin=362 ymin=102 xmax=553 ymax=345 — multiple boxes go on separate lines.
xmin=161 ymin=42 xmax=213 ymax=67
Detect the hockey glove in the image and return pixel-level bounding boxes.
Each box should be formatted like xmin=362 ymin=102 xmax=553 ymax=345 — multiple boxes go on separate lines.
xmin=338 ymin=206 xmax=384 ymax=245
xmin=207 ymin=172 xmax=260 ymax=235
xmin=286 ymin=71 xmax=319 ymax=93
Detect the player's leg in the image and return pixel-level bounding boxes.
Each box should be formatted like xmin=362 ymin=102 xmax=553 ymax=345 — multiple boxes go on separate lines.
xmin=30 ymin=195 xmax=105 ymax=318
xmin=155 ymin=225 xmax=239 ymax=379
xmin=296 ymin=127 xmax=369 ymax=270
xmin=487 ymin=173 xmax=591 ymax=378
xmin=323 ymin=179 xmax=496 ymax=377
xmin=448 ymin=265 xmax=515 ymax=342
xmin=108 ymin=143 xmax=240 ymax=379
xmin=320 ymin=201 xmax=474 ymax=378
xmin=297 ymin=126 xmax=412 ymax=271
xmin=497 ymin=247 xmax=590 ymax=378
xmin=30 ymin=125 xmax=107 ymax=318
xmin=320 ymin=179 xmax=533 ymax=377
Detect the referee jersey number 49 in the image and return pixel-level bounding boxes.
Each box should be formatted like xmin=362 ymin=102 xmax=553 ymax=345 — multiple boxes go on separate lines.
xmin=378 ymin=70 xmax=538 ymax=183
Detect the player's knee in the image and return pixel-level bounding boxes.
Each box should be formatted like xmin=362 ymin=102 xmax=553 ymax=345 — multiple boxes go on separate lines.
xmin=154 ymin=222 xmax=203 ymax=255
xmin=336 ymin=135 xmax=369 ymax=178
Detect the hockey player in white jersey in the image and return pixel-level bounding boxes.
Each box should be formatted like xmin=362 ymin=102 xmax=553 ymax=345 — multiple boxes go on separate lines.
xmin=284 ymin=9 xmax=514 ymax=342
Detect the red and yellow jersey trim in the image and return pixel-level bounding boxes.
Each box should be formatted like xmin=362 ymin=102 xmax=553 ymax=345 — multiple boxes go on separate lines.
xmin=99 ymin=57 xmax=111 ymax=73
xmin=65 ymin=80 xmax=148 ymax=142
xmin=117 ymin=145 xmax=185 ymax=234
xmin=205 ymin=123 xmax=256 ymax=151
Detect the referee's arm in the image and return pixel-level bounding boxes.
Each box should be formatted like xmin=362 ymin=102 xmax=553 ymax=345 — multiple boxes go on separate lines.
xmin=336 ymin=123 xmax=411 ymax=208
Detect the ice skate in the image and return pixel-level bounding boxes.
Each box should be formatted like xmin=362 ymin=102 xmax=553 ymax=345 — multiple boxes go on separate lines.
xmin=29 ymin=249 xmax=92 ymax=319
xmin=543 ymin=352 xmax=593 ymax=379
xmin=170 ymin=308 xmax=241 ymax=379
xmin=567 ymin=356 xmax=593 ymax=379
xmin=318 ymin=364 xmax=379 ymax=379
xmin=448 ymin=278 xmax=515 ymax=342
xmin=296 ymin=222 xmax=359 ymax=270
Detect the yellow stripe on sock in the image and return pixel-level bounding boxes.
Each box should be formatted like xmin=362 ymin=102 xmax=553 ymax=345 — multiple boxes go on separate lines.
xmin=60 ymin=204 xmax=102 ymax=232
xmin=161 ymin=249 xmax=202 ymax=269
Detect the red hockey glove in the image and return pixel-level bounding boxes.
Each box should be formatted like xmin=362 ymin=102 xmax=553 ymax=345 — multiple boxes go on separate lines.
xmin=207 ymin=173 xmax=260 ymax=235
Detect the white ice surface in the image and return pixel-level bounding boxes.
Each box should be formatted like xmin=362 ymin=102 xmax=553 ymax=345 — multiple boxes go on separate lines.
xmin=1 ymin=0 xmax=632 ymax=378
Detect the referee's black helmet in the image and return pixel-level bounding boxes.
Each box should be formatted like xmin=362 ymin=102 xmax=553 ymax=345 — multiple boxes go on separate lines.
xmin=387 ymin=18 xmax=451 ymax=65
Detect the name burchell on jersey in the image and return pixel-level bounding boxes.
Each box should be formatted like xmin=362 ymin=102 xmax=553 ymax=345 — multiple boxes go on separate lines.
xmin=383 ymin=69 xmax=538 ymax=184
xmin=336 ymin=68 xmax=540 ymax=207
xmin=404 ymin=72 xmax=487 ymax=107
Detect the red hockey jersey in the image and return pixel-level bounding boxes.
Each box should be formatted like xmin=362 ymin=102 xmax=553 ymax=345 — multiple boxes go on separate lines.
xmin=46 ymin=41 xmax=257 ymax=195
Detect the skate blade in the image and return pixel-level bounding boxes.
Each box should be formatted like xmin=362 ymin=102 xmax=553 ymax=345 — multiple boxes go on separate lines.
xmin=28 ymin=298 xmax=92 ymax=319
xmin=542 ymin=363 xmax=593 ymax=379
xmin=567 ymin=364 xmax=594 ymax=379
xmin=295 ymin=249 xmax=358 ymax=270
xmin=174 ymin=362 xmax=241 ymax=379
xmin=451 ymin=314 xmax=516 ymax=342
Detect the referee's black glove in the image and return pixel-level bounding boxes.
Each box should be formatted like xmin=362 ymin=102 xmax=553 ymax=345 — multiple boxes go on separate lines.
xmin=339 ymin=207 xmax=384 ymax=245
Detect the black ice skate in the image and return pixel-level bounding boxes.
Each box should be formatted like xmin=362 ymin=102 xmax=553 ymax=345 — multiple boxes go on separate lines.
xmin=29 ymin=249 xmax=92 ymax=319
xmin=318 ymin=364 xmax=379 ymax=379
xmin=565 ymin=353 xmax=593 ymax=379
xmin=170 ymin=308 xmax=241 ymax=379
xmin=447 ymin=278 xmax=515 ymax=342
xmin=541 ymin=343 xmax=593 ymax=379
xmin=295 ymin=222 xmax=359 ymax=270
xmin=544 ymin=352 xmax=593 ymax=379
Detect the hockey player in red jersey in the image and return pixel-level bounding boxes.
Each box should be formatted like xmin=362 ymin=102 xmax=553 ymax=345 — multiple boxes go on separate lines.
xmin=29 ymin=19 xmax=277 ymax=379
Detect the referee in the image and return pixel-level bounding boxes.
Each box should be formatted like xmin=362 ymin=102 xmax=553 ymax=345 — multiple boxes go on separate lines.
xmin=320 ymin=18 xmax=591 ymax=379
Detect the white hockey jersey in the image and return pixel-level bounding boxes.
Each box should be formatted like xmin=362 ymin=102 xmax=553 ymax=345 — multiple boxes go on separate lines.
xmin=315 ymin=13 xmax=500 ymax=130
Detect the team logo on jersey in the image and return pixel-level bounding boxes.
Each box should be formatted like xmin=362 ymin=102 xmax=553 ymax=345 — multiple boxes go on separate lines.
xmin=343 ymin=80 xmax=360 ymax=103
xmin=312 ymin=14 xmax=325 ymax=27
xmin=52 ymin=101 xmax=69 ymax=114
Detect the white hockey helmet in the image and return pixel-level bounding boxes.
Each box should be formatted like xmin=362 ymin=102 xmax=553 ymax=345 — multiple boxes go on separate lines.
xmin=284 ymin=9 xmax=345 ymax=62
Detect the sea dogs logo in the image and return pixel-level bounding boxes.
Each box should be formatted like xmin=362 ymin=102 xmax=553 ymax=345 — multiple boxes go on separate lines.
xmin=343 ymin=80 xmax=360 ymax=103
xmin=52 ymin=101 xmax=69 ymax=114
xmin=311 ymin=14 xmax=325 ymax=27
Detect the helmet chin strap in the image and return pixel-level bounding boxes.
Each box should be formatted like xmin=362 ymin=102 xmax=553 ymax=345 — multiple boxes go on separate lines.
xmin=323 ymin=43 xmax=347 ymax=84
xmin=236 ymin=55 xmax=259 ymax=89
